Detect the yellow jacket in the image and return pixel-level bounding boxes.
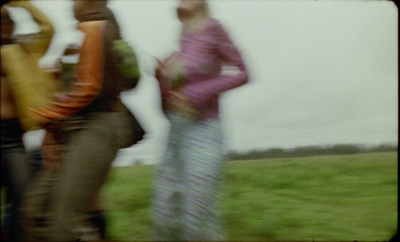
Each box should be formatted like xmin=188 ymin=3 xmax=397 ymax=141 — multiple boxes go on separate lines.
xmin=1 ymin=1 xmax=55 ymax=131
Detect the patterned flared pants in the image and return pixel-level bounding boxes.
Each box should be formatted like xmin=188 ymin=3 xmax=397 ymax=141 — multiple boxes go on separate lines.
xmin=152 ymin=113 xmax=225 ymax=241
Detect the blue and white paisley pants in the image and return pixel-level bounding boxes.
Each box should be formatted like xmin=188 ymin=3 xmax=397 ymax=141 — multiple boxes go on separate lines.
xmin=152 ymin=113 xmax=225 ymax=241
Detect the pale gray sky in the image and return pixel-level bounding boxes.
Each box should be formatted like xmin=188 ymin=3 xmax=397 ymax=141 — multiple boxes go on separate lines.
xmin=9 ymin=0 xmax=398 ymax=165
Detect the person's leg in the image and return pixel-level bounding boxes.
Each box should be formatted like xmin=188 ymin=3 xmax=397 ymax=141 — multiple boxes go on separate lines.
xmin=1 ymin=120 xmax=33 ymax=241
xmin=47 ymin=112 xmax=133 ymax=241
xmin=27 ymin=149 xmax=43 ymax=174
xmin=18 ymin=169 xmax=60 ymax=241
xmin=89 ymin=210 xmax=106 ymax=240
xmin=180 ymin=119 xmax=226 ymax=241
xmin=151 ymin=113 xmax=189 ymax=241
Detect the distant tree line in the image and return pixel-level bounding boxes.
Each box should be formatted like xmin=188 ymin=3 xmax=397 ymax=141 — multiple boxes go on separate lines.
xmin=226 ymin=143 xmax=398 ymax=161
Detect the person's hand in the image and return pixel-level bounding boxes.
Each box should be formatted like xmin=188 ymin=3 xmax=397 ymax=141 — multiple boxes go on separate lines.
xmin=54 ymin=92 xmax=71 ymax=102
xmin=41 ymin=131 xmax=64 ymax=171
xmin=167 ymin=91 xmax=199 ymax=120
xmin=156 ymin=55 xmax=186 ymax=89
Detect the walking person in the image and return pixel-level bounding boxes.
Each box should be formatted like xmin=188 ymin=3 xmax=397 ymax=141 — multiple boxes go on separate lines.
xmin=151 ymin=0 xmax=249 ymax=240
xmin=20 ymin=43 xmax=108 ymax=240
xmin=1 ymin=1 xmax=55 ymax=240
xmin=25 ymin=0 xmax=144 ymax=240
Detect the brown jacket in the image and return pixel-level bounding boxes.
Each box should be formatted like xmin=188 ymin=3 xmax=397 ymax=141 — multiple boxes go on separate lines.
xmin=31 ymin=8 xmax=128 ymax=122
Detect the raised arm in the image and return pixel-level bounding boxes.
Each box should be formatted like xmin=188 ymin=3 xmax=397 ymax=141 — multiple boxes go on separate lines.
xmin=7 ymin=0 xmax=54 ymax=56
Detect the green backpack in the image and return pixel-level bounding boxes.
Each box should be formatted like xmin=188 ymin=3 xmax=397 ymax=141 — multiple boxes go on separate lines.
xmin=112 ymin=39 xmax=141 ymax=91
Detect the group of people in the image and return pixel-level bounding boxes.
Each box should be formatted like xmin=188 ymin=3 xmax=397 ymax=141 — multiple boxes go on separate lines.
xmin=1 ymin=0 xmax=248 ymax=241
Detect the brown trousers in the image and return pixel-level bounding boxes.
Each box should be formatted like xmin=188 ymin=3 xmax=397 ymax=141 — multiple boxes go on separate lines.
xmin=20 ymin=111 xmax=137 ymax=241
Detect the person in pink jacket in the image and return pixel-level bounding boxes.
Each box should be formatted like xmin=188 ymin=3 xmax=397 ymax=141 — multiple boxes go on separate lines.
xmin=151 ymin=0 xmax=249 ymax=240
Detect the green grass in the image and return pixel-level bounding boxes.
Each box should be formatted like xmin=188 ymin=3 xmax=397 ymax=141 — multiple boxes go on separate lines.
xmin=99 ymin=152 xmax=398 ymax=241
xmin=1 ymin=152 xmax=397 ymax=240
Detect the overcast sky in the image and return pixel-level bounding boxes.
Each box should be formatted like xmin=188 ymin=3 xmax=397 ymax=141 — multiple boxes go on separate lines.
xmin=9 ymin=0 xmax=398 ymax=165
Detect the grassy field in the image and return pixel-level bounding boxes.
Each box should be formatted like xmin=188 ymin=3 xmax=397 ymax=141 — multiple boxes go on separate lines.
xmin=100 ymin=152 xmax=398 ymax=241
